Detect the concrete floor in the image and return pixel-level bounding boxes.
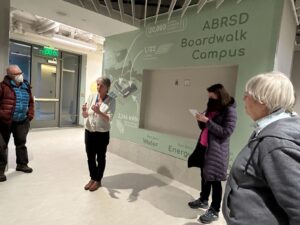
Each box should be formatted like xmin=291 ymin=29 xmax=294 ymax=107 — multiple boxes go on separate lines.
xmin=0 ymin=128 xmax=227 ymax=225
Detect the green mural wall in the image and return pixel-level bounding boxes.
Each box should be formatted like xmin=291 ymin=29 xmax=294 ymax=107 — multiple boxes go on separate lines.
xmin=103 ymin=0 xmax=283 ymax=163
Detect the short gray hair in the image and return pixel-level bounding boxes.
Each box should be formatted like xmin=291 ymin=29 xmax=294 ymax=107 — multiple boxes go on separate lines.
xmin=245 ymin=71 xmax=295 ymax=113
xmin=96 ymin=77 xmax=111 ymax=90
xmin=6 ymin=65 xmax=21 ymax=74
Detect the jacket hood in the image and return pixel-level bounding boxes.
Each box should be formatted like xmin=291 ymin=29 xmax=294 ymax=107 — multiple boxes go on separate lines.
xmin=255 ymin=115 xmax=300 ymax=146
xmin=244 ymin=115 xmax=300 ymax=175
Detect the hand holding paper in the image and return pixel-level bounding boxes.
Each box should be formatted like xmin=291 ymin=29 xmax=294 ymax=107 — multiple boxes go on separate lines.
xmin=189 ymin=109 xmax=199 ymax=117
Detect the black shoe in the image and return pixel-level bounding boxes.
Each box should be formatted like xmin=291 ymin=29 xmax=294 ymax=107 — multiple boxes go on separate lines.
xmin=0 ymin=172 xmax=6 ymax=182
xmin=188 ymin=198 xmax=209 ymax=209
xmin=199 ymin=207 xmax=219 ymax=224
xmin=16 ymin=164 xmax=33 ymax=173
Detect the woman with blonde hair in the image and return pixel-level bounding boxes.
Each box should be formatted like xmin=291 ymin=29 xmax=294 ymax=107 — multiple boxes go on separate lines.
xmin=223 ymin=71 xmax=300 ymax=225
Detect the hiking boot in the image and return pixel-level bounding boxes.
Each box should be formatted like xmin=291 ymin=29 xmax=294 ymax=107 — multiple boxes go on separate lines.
xmin=0 ymin=172 xmax=6 ymax=182
xmin=89 ymin=181 xmax=101 ymax=192
xmin=188 ymin=198 xmax=209 ymax=209
xmin=199 ymin=207 xmax=219 ymax=224
xmin=16 ymin=164 xmax=33 ymax=173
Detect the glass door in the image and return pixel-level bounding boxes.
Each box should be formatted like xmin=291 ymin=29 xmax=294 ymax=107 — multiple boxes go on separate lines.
xmin=60 ymin=52 xmax=80 ymax=126
xmin=9 ymin=41 xmax=31 ymax=82
xmin=31 ymin=47 xmax=60 ymax=128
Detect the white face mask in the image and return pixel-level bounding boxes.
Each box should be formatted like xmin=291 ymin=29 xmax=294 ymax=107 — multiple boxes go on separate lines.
xmin=14 ymin=74 xmax=24 ymax=83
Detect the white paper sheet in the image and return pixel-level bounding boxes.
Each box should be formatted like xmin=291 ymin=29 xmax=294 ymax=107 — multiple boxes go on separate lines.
xmin=189 ymin=109 xmax=199 ymax=117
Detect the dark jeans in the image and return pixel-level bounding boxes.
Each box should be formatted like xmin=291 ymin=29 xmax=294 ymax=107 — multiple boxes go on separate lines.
xmin=85 ymin=129 xmax=109 ymax=182
xmin=199 ymin=144 xmax=222 ymax=212
xmin=0 ymin=119 xmax=30 ymax=172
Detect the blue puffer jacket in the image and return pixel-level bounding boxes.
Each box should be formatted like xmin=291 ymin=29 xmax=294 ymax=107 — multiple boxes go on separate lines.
xmin=11 ymin=80 xmax=30 ymax=122
xmin=0 ymin=76 xmax=34 ymax=125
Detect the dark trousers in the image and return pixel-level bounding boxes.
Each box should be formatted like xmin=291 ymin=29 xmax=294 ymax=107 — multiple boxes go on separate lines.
xmin=199 ymin=144 xmax=222 ymax=212
xmin=0 ymin=119 xmax=30 ymax=172
xmin=85 ymin=129 xmax=109 ymax=182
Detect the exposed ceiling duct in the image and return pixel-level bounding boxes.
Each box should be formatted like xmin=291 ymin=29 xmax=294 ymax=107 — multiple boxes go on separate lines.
xmin=10 ymin=8 xmax=105 ymax=50
xmin=35 ymin=19 xmax=60 ymax=34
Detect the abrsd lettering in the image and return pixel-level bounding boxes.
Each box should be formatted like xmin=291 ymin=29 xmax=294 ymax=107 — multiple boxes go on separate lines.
xmin=203 ymin=12 xmax=249 ymax=30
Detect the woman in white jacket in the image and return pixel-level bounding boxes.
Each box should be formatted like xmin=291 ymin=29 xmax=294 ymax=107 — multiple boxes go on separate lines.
xmin=82 ymin=77 xmax=116 ymax=192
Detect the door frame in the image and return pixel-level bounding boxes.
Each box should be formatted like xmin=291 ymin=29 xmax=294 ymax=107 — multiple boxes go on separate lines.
xmin=30 ymin=53 xmax=61 ymax=128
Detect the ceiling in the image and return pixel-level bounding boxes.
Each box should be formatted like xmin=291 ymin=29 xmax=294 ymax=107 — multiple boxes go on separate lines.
xmin=63 ymin=0 xmax=220 ymax=26
xmin=10 ymin=8 xmax=106 ymax=49
xmin=10 ymin=0 xmax=300 ymax=44
xmin=10 ymin=0 xmax=138 ymax=37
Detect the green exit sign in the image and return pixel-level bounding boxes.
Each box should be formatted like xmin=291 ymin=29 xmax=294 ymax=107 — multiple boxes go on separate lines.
xmin=40 ymin=47 xmax=59 ymax=57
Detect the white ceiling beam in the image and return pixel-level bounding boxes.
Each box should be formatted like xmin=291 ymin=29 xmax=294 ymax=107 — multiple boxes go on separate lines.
xmin=131 ymin=0 xmax=135 ymax=25
xmin=181 ymin=0 xmax=192 ymax=18
xmin=216 ymin=0 xmax=224 ymax=9
xmin=290 ymin=0 xmax=300 ymax=25
xmin=89 ymin=0 xmax=99 ymax=13
xmin=197 ymin=0 xmax=208 ymax=13
xmin=144 ymin=0 xmax=148 ymax=27
xmin=103 ymin=0 xmax=112 ymax=16
xmin=118 ymin=0 xmax=124 ymax=21
xmin=167 ymin=0 xmax=177 ymax=21
xmin=78 ymin=0 xmax=85 ymax=8
xmin=155 ymin=0 xmax=162 ymax=24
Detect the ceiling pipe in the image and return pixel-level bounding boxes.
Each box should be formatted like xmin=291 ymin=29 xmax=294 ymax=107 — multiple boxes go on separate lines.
xmin=35 ymin=21 xmax=60 ymax=34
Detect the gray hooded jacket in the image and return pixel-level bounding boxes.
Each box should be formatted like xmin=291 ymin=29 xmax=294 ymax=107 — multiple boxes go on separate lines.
xmin=223 ymin=116 xmax=300 ymax=225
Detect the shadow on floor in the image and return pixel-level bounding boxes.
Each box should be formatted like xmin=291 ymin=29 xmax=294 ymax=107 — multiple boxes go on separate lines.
xmin=102 ymin=167 xmax=171 ymax=202
xmin=183 ymin=223 xmax=201 ymax=225
xmin=102 ymin=166 xmax=201 ymax=219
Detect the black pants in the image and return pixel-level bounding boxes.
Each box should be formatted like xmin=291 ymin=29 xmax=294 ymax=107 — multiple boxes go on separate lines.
xmin=199 ymin=144 xmax=222 ymax=212
xmin=85 ymin=130 xmax=109 ymax=182
xmin=0 ymin=119 xmax=30 ymax=172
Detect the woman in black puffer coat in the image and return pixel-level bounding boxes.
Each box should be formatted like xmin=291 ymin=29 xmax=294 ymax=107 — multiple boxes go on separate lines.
xmin=188 ymin=83 xmax=237 ymax=224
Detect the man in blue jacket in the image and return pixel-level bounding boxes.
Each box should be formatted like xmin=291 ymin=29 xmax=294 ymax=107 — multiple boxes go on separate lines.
xmin=0 ymin=65 xmax=34 ymax=182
